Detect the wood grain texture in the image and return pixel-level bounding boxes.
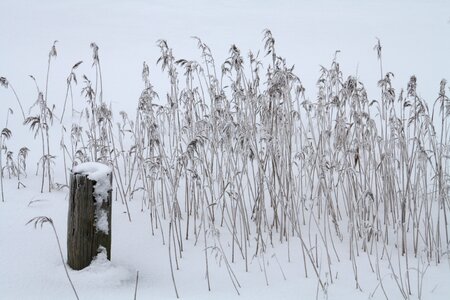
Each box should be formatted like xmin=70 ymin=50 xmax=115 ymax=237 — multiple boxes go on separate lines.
xmin=67 ymin=172 xmax=112 ymax=270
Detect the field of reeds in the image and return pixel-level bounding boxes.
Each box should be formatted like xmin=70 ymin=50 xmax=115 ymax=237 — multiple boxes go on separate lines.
xmin=1 ymin=31 xmax=449 ymax=299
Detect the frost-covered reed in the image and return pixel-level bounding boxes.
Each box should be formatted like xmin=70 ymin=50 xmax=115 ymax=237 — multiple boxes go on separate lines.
xmin=1 ymin=32 xmax=449 ymax=299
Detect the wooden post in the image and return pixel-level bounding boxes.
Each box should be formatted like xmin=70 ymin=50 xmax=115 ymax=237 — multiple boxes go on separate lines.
xmin=67 ymin=163 xmax=112 ymax=270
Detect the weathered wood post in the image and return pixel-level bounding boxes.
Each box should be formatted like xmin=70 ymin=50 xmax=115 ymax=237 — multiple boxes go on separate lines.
xmin=67 ymin=162 xmax=112 ymax=270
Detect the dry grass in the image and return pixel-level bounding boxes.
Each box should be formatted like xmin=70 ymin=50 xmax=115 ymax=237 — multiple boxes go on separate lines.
xmin=1 ymin=33 xmax=449 ymax=299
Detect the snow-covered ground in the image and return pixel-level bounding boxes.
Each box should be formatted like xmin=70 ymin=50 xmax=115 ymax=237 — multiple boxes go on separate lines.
xmin=1 ymin=0 xmax=449 ymax=299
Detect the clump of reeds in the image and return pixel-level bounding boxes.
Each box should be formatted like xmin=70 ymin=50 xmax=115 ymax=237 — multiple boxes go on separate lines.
xmin=11 ymin=32 xmax=449 ymax=300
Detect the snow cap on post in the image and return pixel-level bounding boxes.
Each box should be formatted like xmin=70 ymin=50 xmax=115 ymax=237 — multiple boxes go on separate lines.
xmin=73 ymin=162 xmax=112 ymax=200
xmin=72 ymin=162 xmax=112 ymax=181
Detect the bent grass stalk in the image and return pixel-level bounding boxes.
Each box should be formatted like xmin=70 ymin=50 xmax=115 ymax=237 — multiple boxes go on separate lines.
xmin=27 ymin=216 xmax=79 ymax=300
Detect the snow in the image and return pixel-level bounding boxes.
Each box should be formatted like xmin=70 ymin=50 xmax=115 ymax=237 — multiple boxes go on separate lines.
xmin=72 ymin=162 xmax=112 ymax=183
xmin=2 ymin=178 xmax=450 ymax=299
xmin=0 ymin=0 xmax=449 ymax=299
xmin=96 ymin=209 xmax=109 ymax=234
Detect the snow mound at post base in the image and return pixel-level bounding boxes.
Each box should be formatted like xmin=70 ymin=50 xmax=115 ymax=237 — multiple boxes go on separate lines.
xmin=71 ymin=247 xmax=134 ymax=289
